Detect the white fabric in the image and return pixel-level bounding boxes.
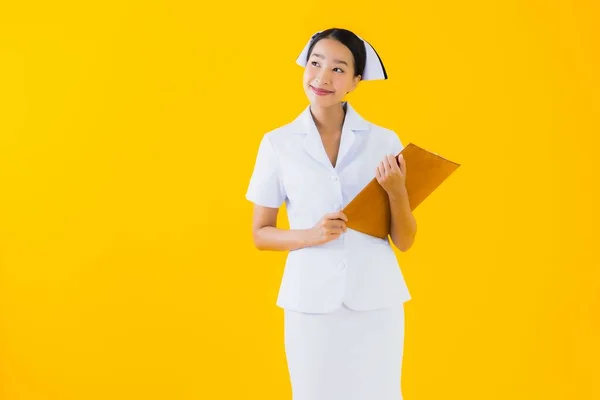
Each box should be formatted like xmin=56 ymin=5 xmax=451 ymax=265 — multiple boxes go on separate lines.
xmin=246 ymin=102 xmax=411 ymax=313
xmin=284 ymin=303 xmax=405 ymax=400
xmin=295 ymin=31 xmax=387 ymax=81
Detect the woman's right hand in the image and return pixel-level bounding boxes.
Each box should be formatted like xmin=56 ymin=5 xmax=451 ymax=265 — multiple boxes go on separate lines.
xmin=306 ymin=211 xmax=348 ymax=246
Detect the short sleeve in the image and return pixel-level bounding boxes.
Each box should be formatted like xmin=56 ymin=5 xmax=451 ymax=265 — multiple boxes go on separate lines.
xmin=389 ymin=131 xmax=404 ymax=156
xmin=245 ymin=134 xmax=287 ymax=208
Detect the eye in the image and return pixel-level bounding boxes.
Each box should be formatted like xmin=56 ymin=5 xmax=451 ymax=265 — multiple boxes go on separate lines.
xmin=311 ymin=61 xmax=320 ymax=67
xmin=333 ymin=68 xmax=344 ymax=73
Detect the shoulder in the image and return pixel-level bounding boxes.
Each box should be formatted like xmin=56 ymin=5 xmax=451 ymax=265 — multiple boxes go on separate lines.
xmin=264 ymin=122 xmax=296 ymax=141
xmin=369 ymin=121 xmax=400 ymax=139
xmin=256 ymin=112 xmax=305 ymax=152
xmin=254 ymin=124 xmax=294 ymax=157
xmin=348 ymin=102 xmax=403 ymax=148
xmin=366 ymin=120 xmax=404 ymax=150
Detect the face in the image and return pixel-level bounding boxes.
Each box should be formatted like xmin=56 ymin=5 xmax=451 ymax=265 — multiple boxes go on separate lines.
xmin=303 ymin=38 xmax=361 ymax=108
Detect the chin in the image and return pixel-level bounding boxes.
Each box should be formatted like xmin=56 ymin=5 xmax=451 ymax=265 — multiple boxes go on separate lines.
xmin=307 ymin=94 xmax=341 ymax=108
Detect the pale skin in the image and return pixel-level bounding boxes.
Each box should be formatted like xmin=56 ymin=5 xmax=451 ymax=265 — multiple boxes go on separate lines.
xmin=376 ymin=153 xmax=418 ymax=252
xmin=251 ymin=37 xmax=417 ymax=252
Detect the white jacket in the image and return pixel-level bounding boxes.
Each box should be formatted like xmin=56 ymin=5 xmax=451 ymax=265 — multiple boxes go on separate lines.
xmin=246 ymin=102 xmax=412 ymax=313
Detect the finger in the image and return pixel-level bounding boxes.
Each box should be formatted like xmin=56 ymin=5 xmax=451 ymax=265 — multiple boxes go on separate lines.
xmin=382 ymin=156 xmax=393 ymax=175
xmin=398 ymin=154 xmax=406 ymax=174
xmin=327 ymin=211 xmax=348 ymax=221
xmin=380 ymin=159 xmax=388 ymax=175
xmin=326 ymin=220 xmax=346 ymax=231
xmin=324 ymin=226 xmax=343 ymax=236
xmin=388 ymin=154 xmax=400 ymax=171
xmin=325 ymin=233 xmax=342 ymax=242
xmin=377 ymin=163 xmax=386 ymax=178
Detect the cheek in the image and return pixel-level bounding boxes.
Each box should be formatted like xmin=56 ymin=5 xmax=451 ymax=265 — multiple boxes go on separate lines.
xmin=334 ymin=76 xmax=353 ymax=92
xmin=303 ymin=68 xmax=314 ymax=83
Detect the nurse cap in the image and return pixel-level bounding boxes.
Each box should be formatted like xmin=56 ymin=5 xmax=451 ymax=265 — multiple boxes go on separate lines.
xmin=295 ymin=29 xmax=388 ymax=81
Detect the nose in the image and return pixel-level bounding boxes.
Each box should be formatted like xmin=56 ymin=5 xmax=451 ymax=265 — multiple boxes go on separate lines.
xmin=316 ymin=69 xmax=332 ymax=84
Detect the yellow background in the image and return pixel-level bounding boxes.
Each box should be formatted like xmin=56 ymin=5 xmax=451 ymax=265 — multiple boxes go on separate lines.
xmin=1 ymin=1 xmax=598 ymax=399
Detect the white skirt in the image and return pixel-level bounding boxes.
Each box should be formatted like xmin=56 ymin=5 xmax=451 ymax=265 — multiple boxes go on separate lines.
xmin=283 ymin=303 xmax=405 ymax=400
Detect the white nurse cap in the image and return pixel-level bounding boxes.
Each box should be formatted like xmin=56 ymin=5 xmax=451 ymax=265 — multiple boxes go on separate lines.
xmin=295 ymin=30 xmax=388 ymax=81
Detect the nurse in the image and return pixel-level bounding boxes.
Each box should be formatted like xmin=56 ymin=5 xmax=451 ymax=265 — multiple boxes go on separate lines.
xmin=246 ymin=28 xmax=417 ymax=400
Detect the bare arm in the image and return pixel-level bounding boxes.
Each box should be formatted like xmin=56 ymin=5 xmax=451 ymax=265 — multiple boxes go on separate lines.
xmin=376 ymin=154 xmax=417 ymax=252
xmin=388 ymin=187 xmax=417 ymax=252
xmin=251 ymin=205 xmax=347 ymax=251
xmin=251 ymin=205 xmax=312 ymax=251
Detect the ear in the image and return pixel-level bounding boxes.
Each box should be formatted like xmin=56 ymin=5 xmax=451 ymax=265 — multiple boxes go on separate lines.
xmin=351 ymin=75 xmax=362 ymax=91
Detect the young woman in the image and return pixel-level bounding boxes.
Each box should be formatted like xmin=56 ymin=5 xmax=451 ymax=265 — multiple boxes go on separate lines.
xmin=246 ymin=28 xmax=417 ymax=400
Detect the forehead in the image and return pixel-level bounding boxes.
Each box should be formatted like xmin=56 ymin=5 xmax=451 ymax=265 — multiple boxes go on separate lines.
xmin=309 ymin=38 xmax=353 ymax=62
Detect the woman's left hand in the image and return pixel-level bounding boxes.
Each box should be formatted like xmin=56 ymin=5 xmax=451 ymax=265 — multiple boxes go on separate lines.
xmin=376 ymin=154 xmax=407 ymax=198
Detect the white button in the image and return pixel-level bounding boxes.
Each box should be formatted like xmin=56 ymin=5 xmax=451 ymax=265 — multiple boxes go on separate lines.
xmin=331 ymin=176 xmax=338 ymax=182
xmin=340 ymin=262 xmax=346 ymax=270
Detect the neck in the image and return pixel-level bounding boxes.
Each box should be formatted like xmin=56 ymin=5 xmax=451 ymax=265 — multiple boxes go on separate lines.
xmin=309 ymin=102 xmax=346 ymax=136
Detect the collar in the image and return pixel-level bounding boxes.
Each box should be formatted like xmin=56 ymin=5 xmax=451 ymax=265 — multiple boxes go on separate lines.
xmin=289 ymin=101 xmax=370 ymax=135
xmin=289 ymin=102 xmax=370 ymax=170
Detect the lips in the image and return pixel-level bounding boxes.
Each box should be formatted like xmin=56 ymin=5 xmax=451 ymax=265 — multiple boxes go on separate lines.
xmin=310 ymin=86 xmax=334 ymax=96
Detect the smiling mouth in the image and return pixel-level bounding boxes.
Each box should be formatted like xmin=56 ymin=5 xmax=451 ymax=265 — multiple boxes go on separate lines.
xmin=310 ymin=86 xmax=334 ymax=95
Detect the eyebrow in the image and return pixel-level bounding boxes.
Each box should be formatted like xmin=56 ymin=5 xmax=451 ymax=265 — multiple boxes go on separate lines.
xmin=310 ymin=53 xmax=349 ymax=66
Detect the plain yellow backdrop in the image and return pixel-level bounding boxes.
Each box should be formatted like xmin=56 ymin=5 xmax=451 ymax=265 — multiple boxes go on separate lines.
xmin=1 ymin=1 xmax=599 ymax=399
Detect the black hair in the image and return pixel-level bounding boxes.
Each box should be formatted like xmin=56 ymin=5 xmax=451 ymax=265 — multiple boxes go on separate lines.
xmin=305 ymin=28 xmax=367 ymax=78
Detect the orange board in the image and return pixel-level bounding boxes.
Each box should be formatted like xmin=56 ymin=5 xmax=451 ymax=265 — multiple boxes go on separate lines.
xmin=343 ymin=143 xmax=460 ymax=238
